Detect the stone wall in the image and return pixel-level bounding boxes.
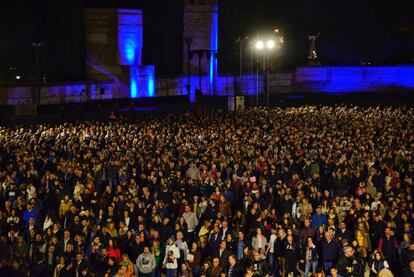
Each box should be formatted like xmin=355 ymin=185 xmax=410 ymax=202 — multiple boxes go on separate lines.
xmin=183 ymin=3 xmax=217 ymax=75
xmin=4 ymin=66 xmax=413 ymax=106
xmin=296 ymin=66 xmax=414 ymax=93
xmin=0 ymin=82 xmax=125 ymax=106
xmin=83 ymin=9 xmax=120 ymax=82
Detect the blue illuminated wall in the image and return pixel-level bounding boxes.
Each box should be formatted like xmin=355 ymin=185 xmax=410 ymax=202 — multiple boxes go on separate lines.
xmin=130 ymin=66 xmax=138 ymax=98
xmin=118 ymin=9 xmax=151 ymax=98
xmin=118 ymin=9 xmax=143 ymax=66
xmin=130 ymin=65 xmax=155 ymax=98
xmin=147 ymin=66 xmax=155 ymax=97
xmin=297 ymin=66 xmax=414 ymax=93
xmin=209 ymin=4 xmax=218 ymax=94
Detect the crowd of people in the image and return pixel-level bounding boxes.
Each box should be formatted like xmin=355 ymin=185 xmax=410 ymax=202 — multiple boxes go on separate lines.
xmin=0 ymin=106 xmax=413 ymax=277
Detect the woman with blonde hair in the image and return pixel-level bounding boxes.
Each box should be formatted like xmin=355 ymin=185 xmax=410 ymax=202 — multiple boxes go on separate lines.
xmin=197 ymin=235 xmax=211 ymax=261
xmin=108 ymin=222 xmax=118 ymax=238
xmin=355 ymin=228 xmax=371 ymax=258
xmin=119 ymin=253 xmax=135 ymax=277
xmin=198 ymin=219 xmax=211 ymax=238
xmin=53 ymin=257 xmax=66 ymax=277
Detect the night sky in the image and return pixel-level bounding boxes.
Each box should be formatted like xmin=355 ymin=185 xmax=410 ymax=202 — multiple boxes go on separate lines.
xmin=0 ymin=0 xmax=413 ymax=84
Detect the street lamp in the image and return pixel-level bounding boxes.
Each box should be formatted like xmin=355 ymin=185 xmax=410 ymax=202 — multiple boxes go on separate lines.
xmin=254 ymin=38 xmax=276 ymax=107
xmin=266 ymin=39 xmax=275 ymax=49
xmin=255 ymin=40 xmax=264 ymax=50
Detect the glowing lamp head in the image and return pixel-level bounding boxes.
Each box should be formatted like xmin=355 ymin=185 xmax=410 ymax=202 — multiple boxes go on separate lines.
xmin=267 ymin=39 xmax=275 ymax=49
xmin=255 ymin=40 xmax=264 ymax=50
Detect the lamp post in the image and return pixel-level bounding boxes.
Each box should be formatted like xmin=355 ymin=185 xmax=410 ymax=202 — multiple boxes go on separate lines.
xmin=254 ymin=40 xmax=264 ymax=106
xmin=254 ymin=38 xmax=275 ymax=107
xmin=265 ymin=39 xmax=275 ymax=107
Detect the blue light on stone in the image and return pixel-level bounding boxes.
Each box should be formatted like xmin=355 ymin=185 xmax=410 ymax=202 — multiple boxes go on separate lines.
xmin=209 ymin=4 xmax=218 ymax=94
xmin=297 ymin=66 xmax=414 ymax=93
xmin=118 ymin=9 xmax=143 ymax=66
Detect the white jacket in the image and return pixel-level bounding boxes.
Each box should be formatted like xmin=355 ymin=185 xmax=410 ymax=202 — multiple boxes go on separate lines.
xmin=163 ymin=244 xmax=180 ymax=269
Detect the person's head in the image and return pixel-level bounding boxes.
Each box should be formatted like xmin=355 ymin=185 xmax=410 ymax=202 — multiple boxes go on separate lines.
xmin=93 ymin=236 xmax=100 ymax=244
xmin=256 ymin=228 xmax=262 ymax=236
xmin=213 ymin=223 xmax=220 ymax=233
xmin=229 ymin=254 xmax=237 ymax=266
xmin=253 ymin=250 xmax=261 ymax=261
xmin=143 ymin=246 xmax=150 ymax=254
xmin=287 ymin=234 xmax=293 ymax=244
xmin=11 ymin=259 xmax=20 ymax=270
xmin=212 ymin=257 xmax=220 ymax=268
xmin=374 ymin=251 xmax=384 ymax=261
xmin=152 ymin=239 xmax=160 ymax=250
xmin=176 ymin=231 xmax=183 ymax=240
xmin=238 ymin=231 xmax=244 ymax=240
xmin=58 ymin=256 xmax=65 ymax=265
xmin=385 ymin=227 xmax=392 ymax=237
xmin=48 ymin=244 xmax=55 ymax=253
xmin=316 ymin=206 xmax=322 ymax=214
xmin=181 ymin=262 xmax=190 ymax=271
xmin=199 ymin=235 xmax=207 ymax=245
xmin=80 ymin=268 xmax=88 ymax=276
xmin=191 ymin=242 xmax=198 ymax=251
xmin=168 ymin=236 xmax=175 ymax=245
xmin=220 ymin=240 xmax=226 ymax=250
xmin=107 ymin=257 xmax=115 ymax=266
xmin=76 ymin=251 xmax=84 ymax=262
xmin=307 ymin=236 xmax=314 ymax=246
xmin=121 ymin=253 xmax=129 ymax=263
xmin=304 ymin=218 xmax=311 ymax=228
xmin=344 ymin=245 xmax=354 ymax=257
xmin=409 ymin=259 xmax=414 ymax=271
xmin=330 ymin=267 xmax=338 ymax=276
xmin=243 ymin=246 xmax=250 ymax=256
xmin=403 ymin=233 xmax=411 ymax=243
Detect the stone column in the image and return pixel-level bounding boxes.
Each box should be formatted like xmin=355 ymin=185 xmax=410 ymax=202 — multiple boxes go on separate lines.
xmin=183 ymin=0 xmax=218 ymax=99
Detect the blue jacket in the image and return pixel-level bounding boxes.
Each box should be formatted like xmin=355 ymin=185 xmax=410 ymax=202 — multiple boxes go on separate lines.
xmin=23 ymin=208 xmax=38 ymax=225
xmin=311 ymin=213 xmax=327 ymax=229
